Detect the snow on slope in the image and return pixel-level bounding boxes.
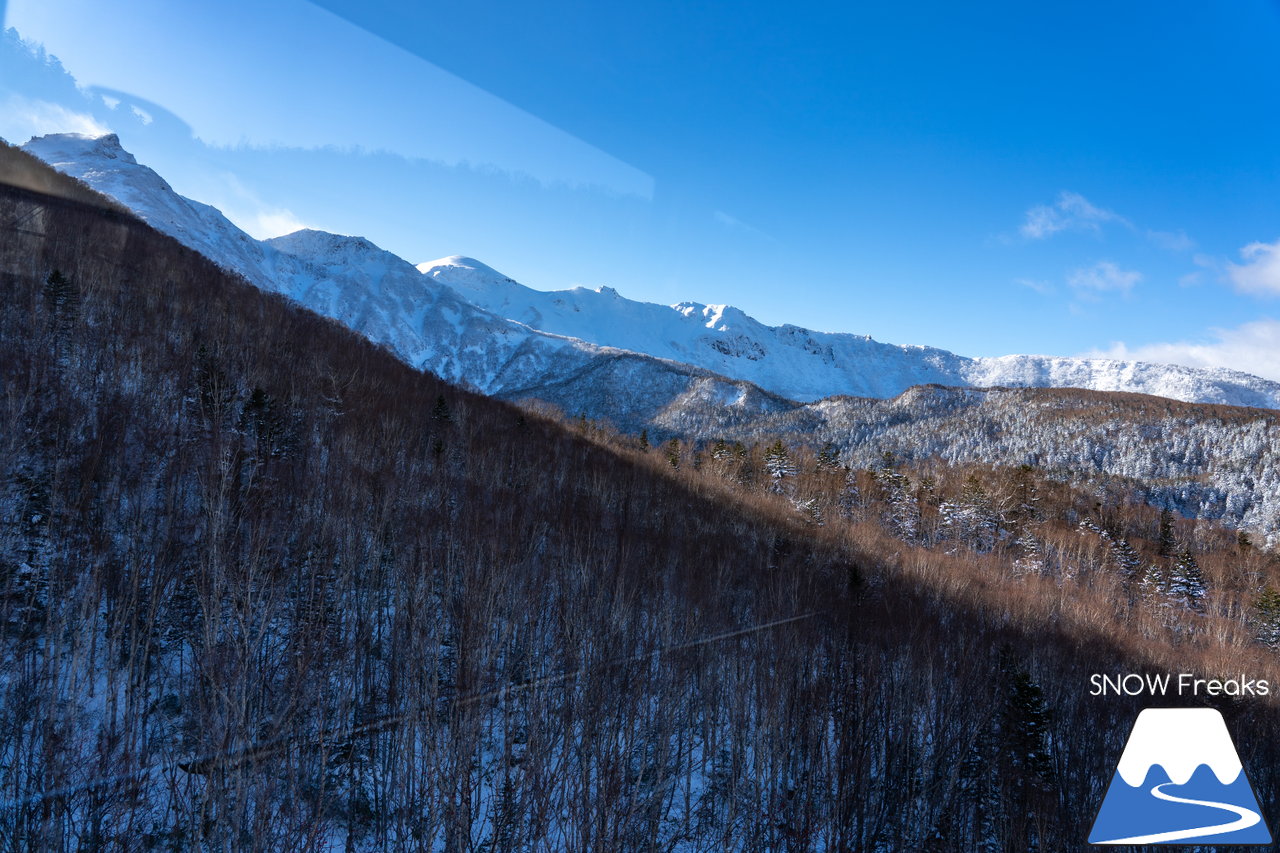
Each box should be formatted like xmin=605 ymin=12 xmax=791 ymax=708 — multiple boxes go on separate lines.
xmin=23 ymin=132 xmax=1280 ymax=412
xmin=419 ymin=255 xmax=967 ymax=401
xmin=420 ymin=256 xmax=1280 ymax=409
xmin=20 ymin=133 xmax=603 ymax=395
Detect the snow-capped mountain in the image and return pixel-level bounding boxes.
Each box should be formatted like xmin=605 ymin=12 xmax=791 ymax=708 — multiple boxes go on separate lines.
xmin=421 ymin=255 xmax=1280 ymax=409
xmin=21 ymin=132 xmax=1280 ymax=413
xmin=19 ymin=133 xmax=605 ymax=395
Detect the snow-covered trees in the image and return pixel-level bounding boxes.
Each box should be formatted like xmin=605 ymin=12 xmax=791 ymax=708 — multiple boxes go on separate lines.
xmin=685 ymin=384 xmax=1280 ymax=547
xmin=1170 ymin=548 xmax=1208 ymax=609
xmin=938 ymin=476 xmax=1001 ymax=553
xmin=873 ymin=455 xmax=920 ymax=542
xmin=763 ymin=439 xmax=795 ymax=481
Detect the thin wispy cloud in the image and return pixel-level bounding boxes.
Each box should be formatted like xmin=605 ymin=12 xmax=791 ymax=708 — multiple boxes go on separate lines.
xmin=250 ymin=209 xmax=311 ymax=240
xmin=1020 ymin=191 xmax=1127 ymax=239
xmin=1018 ymin=193 xmax=1195 ymax=255
xmin=1086 ymin=319 xmax=1280 ymax=382
xmin=1067 ymin=261 xmax=1141 ymax=297
xmin=713 ymin=209 xmax=776 ymax=243
xmin=208 ymin=172 xmax=316 ymax=240
xmin=0 ymin=93 xmax=111 ymax=140
xmin=1227 ymin=238 xmax=1280 ymax=297
xmin=1146 ymin=229 xmax=1195 ymax=252
xmin=1015 ymin=277 xmax=1055 ymax=295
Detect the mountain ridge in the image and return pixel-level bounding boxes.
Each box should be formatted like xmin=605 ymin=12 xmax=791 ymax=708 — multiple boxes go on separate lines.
xmin=19 ymin=131 xmax=1280 ymax=412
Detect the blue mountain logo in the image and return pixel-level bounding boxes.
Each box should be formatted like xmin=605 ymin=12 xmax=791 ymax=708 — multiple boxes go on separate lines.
xmin=1090 ymin=708 xmax=1271 ymax=845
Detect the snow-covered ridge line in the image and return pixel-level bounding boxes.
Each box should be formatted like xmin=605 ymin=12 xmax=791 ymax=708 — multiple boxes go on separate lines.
xmin=414 ymin=256 xmax=1280 ymax=409
xmin=21 ymin=131 xmax=1280 ymax=411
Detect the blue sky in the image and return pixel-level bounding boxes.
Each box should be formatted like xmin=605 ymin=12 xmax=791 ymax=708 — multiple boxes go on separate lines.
xmin=3 ymin=0 xmax=1280 ymax=378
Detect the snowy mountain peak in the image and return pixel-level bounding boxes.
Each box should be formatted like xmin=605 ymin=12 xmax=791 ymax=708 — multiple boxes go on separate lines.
xmin=417 ymin=255 xmax=519 ymax=299
xmin=418 ymin=255 xmax=509 ymax=280
xmin=22 ymin=132 xmax=1280 ymax=411
xmin=1115 ymin=708 xmax=1243 ymax=787
xmin=266 ymin=229 xmax=388 ymax=265
xmin=269 ymin=228 xmax=375 ymax=251
xmin=24 ymin=132 xmax=137 ymax=167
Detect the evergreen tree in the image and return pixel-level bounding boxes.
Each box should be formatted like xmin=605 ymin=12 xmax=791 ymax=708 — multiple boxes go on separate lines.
xmin=958 ymin=721 xmax=1003 ymax=853
xmin=239 ymin=387 xmax=288 ymax=458
xmin=638 ymin=428 xmax=649 ymax=450
xmin=1156 ymin=509 xmax=1176 ymax=558
xmin=1170 ymin=548 xmax=1207 ymax=609
xmin=996 ymin=649 xmax=1054 ymax=852
xmin=816 ymin=442 xmax=842 ymax=471
xmin=1005 ymin=464 xmax=1041 ymax=530
xmin=837 ymin=468 xmax=861 ymax=520
xmin=1138 ymin=561 xmax=1168 ymax=599
xmin=917 ymin=475 xmax=938 ymax=507
xmin=718 ymin=441 xmax=754 ymax=487
xmin=939 ymin=476 xmax=999 ymax=552
xmin=1108 ymin=538 xmax=1142 ymax=583
xmin=43 ymin=268 xmax=80 ymax=324
xmin=193 ymin=343 xmax=235 ymax=424
xmin=665 ymin=438 xmax=681 ymax=469
xmin=1255 ymin=586 xmax=1280 ymax=648
xmin=874 ymin=458 xmax=918 ymax=542
xmin=764 ymin=440 xmax=795 ymax=481
xmin=1000 ymin=668 xmax=1054 ymax=787
xmin=431 ymin=394 xmax=452 ymax=424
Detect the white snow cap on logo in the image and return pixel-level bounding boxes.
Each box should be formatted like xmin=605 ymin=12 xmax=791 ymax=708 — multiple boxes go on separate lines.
xmin=1116 ymin=708 xmax=1243 ymax=787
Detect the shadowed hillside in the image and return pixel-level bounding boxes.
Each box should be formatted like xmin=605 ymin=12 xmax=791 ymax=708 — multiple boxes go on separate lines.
xmin=4 ymin=161 xmax=1280 ymax=851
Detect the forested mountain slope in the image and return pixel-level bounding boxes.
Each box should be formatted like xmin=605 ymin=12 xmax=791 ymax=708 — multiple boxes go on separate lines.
xmin=648 ymin=384 xmax=1280 ymax=544
xmin=5 ymin=146 xmax=1280 ymax=851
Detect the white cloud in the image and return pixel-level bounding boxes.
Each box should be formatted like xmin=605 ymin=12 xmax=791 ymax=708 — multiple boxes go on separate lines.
xmin=1067 ymin=261 xmax=1142 ymax=296
xmin=0 ymin=94 xmax=110 ymax=141
xmin=197 ymin=171 xmax=315 ymax=239
xmin=235 ymin=207 xmax=311 ymax=240
xmin=1227 ymin=238 xmax=1280 ymax=297
xmin=1020 ymin=191 xmax=1127 ymax=239
xmin=1085 ymin=319 xmax=1280 ymax=382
